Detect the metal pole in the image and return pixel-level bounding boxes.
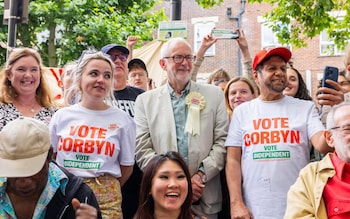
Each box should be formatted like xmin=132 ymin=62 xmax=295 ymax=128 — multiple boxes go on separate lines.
xmin=7 ymin=0 xmax=18 ymax=59
xmin=236 ymin=0 xmax=246 ymax=76
xmin=170 ymin=0 xmax=182 ymax=20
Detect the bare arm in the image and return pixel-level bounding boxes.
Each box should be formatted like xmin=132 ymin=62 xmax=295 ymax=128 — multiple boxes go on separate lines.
xmin=118 ymin=165 xmax=133 ymax=187
xmin=126 ymin=36 xmax=139 ymax=62
xmin=235 ymin=29 xmax=251 ymax=62
xmin=226 ymin=146 xmax=252 ymax=219
xmin=191 ymin=33 xmax=217 ymax=81
xmin=235 ymin=29 xmax=258 ymax=94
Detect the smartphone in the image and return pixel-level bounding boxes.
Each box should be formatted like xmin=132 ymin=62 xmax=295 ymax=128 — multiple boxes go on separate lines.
xmin=322 ymin=66 xmax=339 ymax=89
xmin=211 ymin=29 xmax=239 ymax=39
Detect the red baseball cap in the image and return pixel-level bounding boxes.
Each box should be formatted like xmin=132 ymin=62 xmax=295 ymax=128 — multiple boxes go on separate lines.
xmin=252 ymin=47 xmax=292 ymax=70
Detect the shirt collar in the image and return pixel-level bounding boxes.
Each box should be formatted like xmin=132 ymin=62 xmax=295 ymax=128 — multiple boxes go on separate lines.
xmin=331 ymin=152 xmax=350 ymax=180
xmin=167 ymin=81 xmax=191 ymax=97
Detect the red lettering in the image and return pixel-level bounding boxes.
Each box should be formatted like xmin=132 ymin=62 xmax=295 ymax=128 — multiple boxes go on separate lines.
xmin=270 ymin=131 xmax=280 ymax=143
xmin=260 ymin=131 xmax=270 ymax=144
xmin=84 ymin=140 xmax=95 ymax=153
xmin=105 ymin=142 xmax=115 ymax=156
xmin=280 ymin=130 xmax=290 ymax=143
xmin=73 ymin=139 xmax=84 ymax=152
xmin=69 ymin=126 xmax=79 ymax=136
xmin=58 ymin=137 xmax=115 ymax=157
xmin=261 ymin=119 xmax=271 ymax=129
xmin=89 ymin=127 xmax=99 ymax=138
xmin=291 ymin=130 xmax=300 ymax=144
xmin=244 ymin=134 xmax=251 ymax=146
xmin=77 ymin=125 xmax=89 ymax=137
xmin=281 ymin=118 xmax=288 ymax=128
xmin=98 ymin=128 xmax=107 ymax=139
xmin=95 ymin=140 xmax=105 ymax=154
xmin=58 ymin=137 xmax=64 ymax=151
xmin=261 ymin=118 xmax=271 ymax=129
xmin=62 ymin=137 xmax=73 ymax=151
xmin=250 ymin=132 xmax=260 ymax=145
xmin=253 ymin=119 xmax=261 ymax=130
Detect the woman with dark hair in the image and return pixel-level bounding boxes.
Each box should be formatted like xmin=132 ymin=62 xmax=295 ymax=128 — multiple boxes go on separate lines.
xmin=134 ymin=151 xmax=205 ymax=219
xmin=283 ymin=66 xmax=313 ymax=101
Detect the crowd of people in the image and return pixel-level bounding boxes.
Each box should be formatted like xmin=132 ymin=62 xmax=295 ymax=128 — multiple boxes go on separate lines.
xmin=0 ymin=29 xmax=350 ymax=219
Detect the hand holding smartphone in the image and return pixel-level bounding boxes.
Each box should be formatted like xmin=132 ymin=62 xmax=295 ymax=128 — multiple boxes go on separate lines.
xmin=322 ymin=66 xmax=339 ymax=89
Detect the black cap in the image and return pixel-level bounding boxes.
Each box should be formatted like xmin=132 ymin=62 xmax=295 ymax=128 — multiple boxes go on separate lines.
xmin=128 ymin=58 xmax=148 ymax=73
xmin=101 ymin=44 xmax=129 ymax=55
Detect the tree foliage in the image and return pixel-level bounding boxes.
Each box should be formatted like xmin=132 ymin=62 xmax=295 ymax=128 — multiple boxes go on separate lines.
xmin=195 ymin=0 xmax=224 ymax=9
xmin=0 ymin=0 xmax=166 ymax=67
xmin=249 ymin=0 xmax=350 ymax=50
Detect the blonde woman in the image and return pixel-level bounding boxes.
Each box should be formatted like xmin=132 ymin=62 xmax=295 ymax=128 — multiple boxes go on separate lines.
xmin=49 ymin=50 xmax=136 ymax=219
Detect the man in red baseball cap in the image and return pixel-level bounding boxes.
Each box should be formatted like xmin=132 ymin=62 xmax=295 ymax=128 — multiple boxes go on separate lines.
xmin=225 ymin=47 xmax=333 ymax=218
xmin=252 ymin=47 xmax=292 ymax=70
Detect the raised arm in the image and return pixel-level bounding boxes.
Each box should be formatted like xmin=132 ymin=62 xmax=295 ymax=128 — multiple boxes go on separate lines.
xmin=126 ymin=36 xmax=139 ymax=62
xmin=191 ymin=33 xmax=217 ymax=81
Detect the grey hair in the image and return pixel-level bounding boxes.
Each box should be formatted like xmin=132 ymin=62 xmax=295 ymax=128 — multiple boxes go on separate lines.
xmin=326 ymin=102 xmax=350 ymax=129
xmin=64 ymin=50 xmax=116 ymax=105
xmin=159 ymin=37 xmax=193 ymax=59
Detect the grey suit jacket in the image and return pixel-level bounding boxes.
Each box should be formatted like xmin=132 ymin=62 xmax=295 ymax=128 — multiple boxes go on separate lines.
xmin=134 ymin=81 xmax=229 ymax=214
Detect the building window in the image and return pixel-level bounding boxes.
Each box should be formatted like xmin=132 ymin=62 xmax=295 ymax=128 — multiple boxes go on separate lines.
xmin=319 ymin=10 xmax=347 ymax=56
xmin=320 ymin=31 xmax=344 ymax=56
xmin=261 ymin=22 xmax=291 ymax=50
xmin=193 ymin=22 xmax=216 ymax=56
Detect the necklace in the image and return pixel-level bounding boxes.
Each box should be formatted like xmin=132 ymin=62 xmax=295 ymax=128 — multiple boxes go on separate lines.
xmin=14 ymin=100 xmax=36 ymax=113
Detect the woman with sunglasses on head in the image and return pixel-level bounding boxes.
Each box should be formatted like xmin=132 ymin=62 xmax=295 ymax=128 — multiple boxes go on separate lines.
xmin=49 ymin=50 xmax=136 ymax=219
xmin=0 ymin=47 xmax=58 ymax=130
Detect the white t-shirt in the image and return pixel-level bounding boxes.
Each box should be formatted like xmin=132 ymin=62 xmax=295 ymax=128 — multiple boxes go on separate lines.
xmin=225 ymin=96 xmax=324 ymax=219
xmin=49 ymin=104 xmax=136 ymax=178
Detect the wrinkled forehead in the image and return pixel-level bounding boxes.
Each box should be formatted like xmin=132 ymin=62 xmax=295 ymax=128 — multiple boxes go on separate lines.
xmin=333 ymin=105 xmax=350 ymax=123
xmin=169 ymin=41 xmax=192 ymax=54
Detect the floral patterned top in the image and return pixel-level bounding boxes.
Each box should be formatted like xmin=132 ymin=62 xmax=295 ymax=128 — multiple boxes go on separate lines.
xmin=0 ymin=103 xmax=57 ymax=131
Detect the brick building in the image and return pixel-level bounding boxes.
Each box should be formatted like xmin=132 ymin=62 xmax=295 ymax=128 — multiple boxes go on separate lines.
xmin=154 ymin=0 xmax=344 ymax=100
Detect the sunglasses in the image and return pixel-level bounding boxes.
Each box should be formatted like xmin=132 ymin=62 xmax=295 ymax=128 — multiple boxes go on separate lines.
xmin=109 ymin=54 xmax=128 ymax=62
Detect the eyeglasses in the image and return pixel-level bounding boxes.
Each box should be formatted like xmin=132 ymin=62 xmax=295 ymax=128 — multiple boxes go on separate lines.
xmin=163 ymin=55 xmax=195 ymax=64
xmin=330 ymin=124 xmax=350 ymax=133
xmin=109 ymin=54 xmax=128 ymax=62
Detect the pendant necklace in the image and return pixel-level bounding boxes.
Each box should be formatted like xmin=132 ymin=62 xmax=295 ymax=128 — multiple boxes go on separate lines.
xmin=15 ymin=100 xmax=36 ymax=113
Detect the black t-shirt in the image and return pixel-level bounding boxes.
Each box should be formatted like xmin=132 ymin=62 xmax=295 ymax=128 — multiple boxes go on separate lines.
xmin=112 ymin=86 xmax=144 ymax=118
xmin=113 ymin=85 xmax=144 ymax=219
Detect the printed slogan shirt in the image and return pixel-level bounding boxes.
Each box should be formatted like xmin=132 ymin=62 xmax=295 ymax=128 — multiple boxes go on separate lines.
xmin=225 ymin=96 xmax=324 ymax=219
xmin=49 ymin=104 xmax=136 ymax=178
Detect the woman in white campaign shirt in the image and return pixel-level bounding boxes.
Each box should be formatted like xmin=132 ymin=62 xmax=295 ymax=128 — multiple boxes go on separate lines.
xmin=49 ymin=50 xmax=136 ymax=219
